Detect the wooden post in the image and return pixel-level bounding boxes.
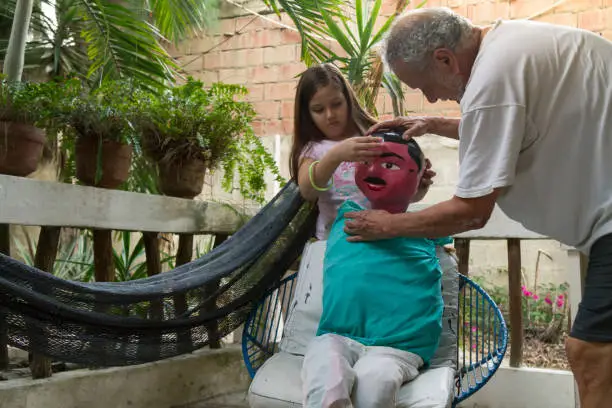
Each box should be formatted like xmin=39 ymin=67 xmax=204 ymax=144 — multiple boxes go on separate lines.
xmin=507 ymin=238 xmax=524 ymax=367
xmin=174 ymin=234 xmax=193 ymax=353
xmin=29 ymin=226 xmax=61 ymax=379
xmin=143 ymin=232 xmax=163 ymax=320
xmin=0 ymin=224 xmax=10 ymax=369
xmin=455 ymin=238 xmax=471 ymax=276
xmin=93 ymin=230 xmax=114 ymax=282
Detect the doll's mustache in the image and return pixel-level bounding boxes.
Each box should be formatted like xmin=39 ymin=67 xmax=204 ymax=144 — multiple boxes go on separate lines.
xmin=363 ymin=176 xmax=386 ymax=185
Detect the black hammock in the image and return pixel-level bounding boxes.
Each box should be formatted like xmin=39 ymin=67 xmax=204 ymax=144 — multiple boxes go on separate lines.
xmin=0 ymin=182 xmax=316 ymax=367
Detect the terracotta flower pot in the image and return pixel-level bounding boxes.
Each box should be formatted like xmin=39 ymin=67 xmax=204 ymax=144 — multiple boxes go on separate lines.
xmin=0 ymin=121 xmax=46 ymax=177
xmin=75 ymin=137 xmax=133 ymax=189
xmin=158 ymin=158 xmax=207 ymax=199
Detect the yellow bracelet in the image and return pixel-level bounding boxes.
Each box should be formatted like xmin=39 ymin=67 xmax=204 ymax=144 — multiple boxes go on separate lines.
xmin=309 ymin=160 xmax=333 ymax=192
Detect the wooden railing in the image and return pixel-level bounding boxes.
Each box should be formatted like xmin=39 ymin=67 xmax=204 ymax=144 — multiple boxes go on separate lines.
xmin=0 ymin=175 xmax=586 ymax=379
xmin=0 ymin=174 xmax=246 ymax=378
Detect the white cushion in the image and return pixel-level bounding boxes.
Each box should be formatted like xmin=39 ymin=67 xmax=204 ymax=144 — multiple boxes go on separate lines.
xmin=249 ymin=352 xmax=454 ymax=408
xmin=278 ymin=240 xmax=326 ymax=355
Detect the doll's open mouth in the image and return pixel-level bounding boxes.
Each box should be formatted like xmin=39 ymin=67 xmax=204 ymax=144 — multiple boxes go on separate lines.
xmin=363 ymin=177 xmax=386 ymax=191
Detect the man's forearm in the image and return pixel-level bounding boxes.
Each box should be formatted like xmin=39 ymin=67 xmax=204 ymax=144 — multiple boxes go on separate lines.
xmin=430 ymin=117 xmax=460 ymax=140
xmin=392 ymin=198 xmax=489 ymax=238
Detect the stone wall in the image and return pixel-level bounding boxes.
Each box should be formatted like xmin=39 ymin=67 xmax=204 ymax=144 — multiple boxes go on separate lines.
xmin=172 ymin=0 xmax=612 ymax=288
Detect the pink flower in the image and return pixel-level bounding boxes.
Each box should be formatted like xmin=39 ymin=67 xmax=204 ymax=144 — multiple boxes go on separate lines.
xmin=471 ymin=326 xmax=477 ymax=333
xmin=472 ymin=344 xmax=477 ymax=350
xmin=532 ymin=294 xmax=539 ymax=300
xmin=557 ymin=299 xmax=565 ymax=308
xmin=545 ymin=296 xmax=553 ymax=305
xmin=558 ymin=294 xmax=564 ymax=300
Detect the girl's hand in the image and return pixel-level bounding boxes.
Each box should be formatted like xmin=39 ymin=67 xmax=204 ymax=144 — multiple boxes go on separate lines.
xmin=328 ymin=136 xmax=383 ymax=163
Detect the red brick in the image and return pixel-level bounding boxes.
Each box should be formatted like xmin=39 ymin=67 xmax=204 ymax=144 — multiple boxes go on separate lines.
xmin=510 ymin=0 xmax=555 ymax=20
xmin=282 ymin=119 xmax=294 ymax=134
xmin=246 ymin=84 xmax=264 ymax=101
xmin=264 ymin=44 xmax=297 ymax=64
xmin=217 ymin=18 xmax=236 ymax=35
xmin=605 ymin=0 xmax=612 ymax=6
xmin=281 ymin=100 xmax=295 ymax=118
xmin=203 ymin=52 xmax=222 ymax=70
xmin=404 ymin=92 xmax=423 ymax=113
xmin=538 ymin=12 xmax=578 ymax=27
xmin=234 ymin=15 xmax=274 ymax=32
xmin=263 ymin=119 xmax=290 ymax=136
xmin=279 ymin=62 xmax=306 ymax=81
xmin=253 ymin=101 xmax=280 ymax=120
xmin=188 ymin=35 xmax=217 ymax=55
xmin=244 ymin=29 xmax=283 ymax=49
xmin=578 ymin=9 xmax=605 ymax=31
xmin=604 ymin=6 xmax=612 ymax=26
xmin=375 ymin=94 xmax=387 ymax=115
xmin=556 ymin=0 xmax=602 ymax=13
xmin=251 ymin=120 xmax=264 ymax=136
xmin=280 ymin=28 xmax=302 ymax=44
xmin=221 ymin=48 xmax=264 ymax=68
xmin=264 ymin=81 xmax=298 ymax=101
xmin=193 ymin=70 xmax=219 ymax=84
xmin=218 ymin=68 xmax=249 ymax=84
xmin=279 ymin=13 xmax=298 ymax=27
xmin=179 ymin=55 xmax=203 ymax=73
xmin=472 ymin=1 xmax=511 ymax=23
xmin=249 ymin=65 xmax=281 ymax=83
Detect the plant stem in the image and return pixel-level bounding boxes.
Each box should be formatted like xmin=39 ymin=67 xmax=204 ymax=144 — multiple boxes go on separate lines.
xmin=3 ymin=0 xmax=35 ymax=82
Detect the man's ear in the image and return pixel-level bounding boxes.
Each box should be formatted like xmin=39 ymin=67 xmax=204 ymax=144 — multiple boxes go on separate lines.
xmin=432 ymin=48 xmax=459 ymax=73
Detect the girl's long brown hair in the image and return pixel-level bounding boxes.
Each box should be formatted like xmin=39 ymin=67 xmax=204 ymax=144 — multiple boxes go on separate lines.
xmin=289 ymin=63 xmax=378 ymax=181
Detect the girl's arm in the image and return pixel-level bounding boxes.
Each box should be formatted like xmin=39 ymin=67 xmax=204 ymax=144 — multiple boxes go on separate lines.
xmin=297 ymin=154 xmax=342 ymax=202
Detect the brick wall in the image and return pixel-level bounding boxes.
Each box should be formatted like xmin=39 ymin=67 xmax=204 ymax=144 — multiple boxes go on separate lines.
xmin=171 ymin=0 xmax=612 ymax=142
xmin=170 ymin=0 xmax=612 ymax=285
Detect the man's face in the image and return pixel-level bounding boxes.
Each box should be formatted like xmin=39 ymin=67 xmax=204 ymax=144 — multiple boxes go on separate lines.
xmin=355 ymin=141 xmax=423 ymax=213
xmin=391 ymin=56 xmax=466 ymax=103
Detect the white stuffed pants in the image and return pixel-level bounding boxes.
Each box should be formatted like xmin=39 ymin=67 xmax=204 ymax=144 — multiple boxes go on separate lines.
xmin=302 ymin=333 xmax=423 ymax=408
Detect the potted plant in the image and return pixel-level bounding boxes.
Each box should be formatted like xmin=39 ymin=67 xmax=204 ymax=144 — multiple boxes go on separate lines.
xmin=135 ymin=77 xmax=283 ymax=202
xmin=66 ymin=80 xmax=135 ymax=189
xmin=0 ymin=76 xmax=48 ymax=176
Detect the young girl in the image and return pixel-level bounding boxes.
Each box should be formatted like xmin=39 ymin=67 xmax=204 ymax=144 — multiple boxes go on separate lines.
xmin=289 ymin=63 xmax=386 ymax=240
xmin=290 ymin=63 xmax=434 ymax=240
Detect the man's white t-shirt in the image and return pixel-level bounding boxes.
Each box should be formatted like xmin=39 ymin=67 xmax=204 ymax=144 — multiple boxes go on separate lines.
xmin=457 ymin=19 xmax=612 ymax=254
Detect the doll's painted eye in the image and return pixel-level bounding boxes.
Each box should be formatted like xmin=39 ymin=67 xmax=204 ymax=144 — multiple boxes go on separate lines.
xmin=381 ymin=162 xmax=400 ymax=170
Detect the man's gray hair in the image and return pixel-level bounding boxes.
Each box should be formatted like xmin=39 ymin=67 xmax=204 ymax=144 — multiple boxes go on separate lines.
xmin=382 ymin=7 xmax=476 ymax=70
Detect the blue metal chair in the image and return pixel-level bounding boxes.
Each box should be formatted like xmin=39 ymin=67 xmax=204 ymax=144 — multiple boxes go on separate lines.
xmin=242 ymin=265 xmax=507 ymax=407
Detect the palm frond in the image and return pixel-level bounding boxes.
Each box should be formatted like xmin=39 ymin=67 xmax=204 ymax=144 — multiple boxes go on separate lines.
xmin=262 ymin=0 xmax=344 ymax=67
xmin=148 ymin=0 xmax=219 ymax=43
xmin=78 ymin=0 xmax=178 ymax=90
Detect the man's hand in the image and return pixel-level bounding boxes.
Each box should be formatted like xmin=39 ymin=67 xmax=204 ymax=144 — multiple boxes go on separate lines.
xmin=366 ymin=116 xmax=433 ymax=140
xmin=411 ymin=158 xmax=435 ymax=203
xmin=343 ymin=209 xmax=398 ymax=242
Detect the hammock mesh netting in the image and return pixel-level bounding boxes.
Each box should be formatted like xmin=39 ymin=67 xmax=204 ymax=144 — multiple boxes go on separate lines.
xmin=0 ymin=182 xmax=316 ymax=367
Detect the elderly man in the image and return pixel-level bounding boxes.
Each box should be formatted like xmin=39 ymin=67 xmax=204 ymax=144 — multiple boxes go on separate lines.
xmin=342 ymin=7 xmax=612 ymax=408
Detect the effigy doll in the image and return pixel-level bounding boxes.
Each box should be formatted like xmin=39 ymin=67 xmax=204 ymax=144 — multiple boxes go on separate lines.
xmin=301 ymin=133 xmax=452 ymax=408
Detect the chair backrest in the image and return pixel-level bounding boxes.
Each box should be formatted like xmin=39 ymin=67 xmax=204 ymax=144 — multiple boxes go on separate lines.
xmin=278 ymin=240 xmax=460 ymax=370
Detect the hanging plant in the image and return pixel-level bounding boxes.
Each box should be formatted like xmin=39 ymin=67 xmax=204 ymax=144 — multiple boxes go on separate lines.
xmin=0 ymin=76 xmax=48 ymax=176
xmin=65 ymin=80 xmax=136 ymax=189
xmin=134 ymin=77 xmax=283 ymax=202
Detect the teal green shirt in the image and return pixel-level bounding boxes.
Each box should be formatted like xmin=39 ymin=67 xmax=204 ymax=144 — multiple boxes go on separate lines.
xmin=316 ymin=200 xmax=452 ymax=364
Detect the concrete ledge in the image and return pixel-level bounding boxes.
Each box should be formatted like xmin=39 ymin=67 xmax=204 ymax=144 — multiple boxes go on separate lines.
xmin=0 ymin=346 xmax=250 ymax=408
xmin=458 ymin=366 xmax=575 ymax=408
